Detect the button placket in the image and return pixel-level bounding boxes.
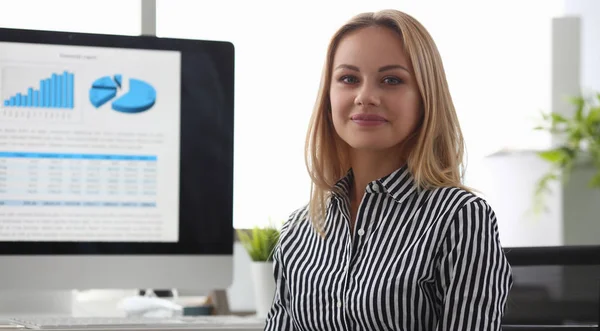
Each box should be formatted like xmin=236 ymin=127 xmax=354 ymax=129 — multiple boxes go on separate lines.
xmin=339 ymin=224 xmax=352 ymax=316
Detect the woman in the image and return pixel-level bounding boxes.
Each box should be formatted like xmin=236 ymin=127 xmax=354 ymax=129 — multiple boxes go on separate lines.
xmin=265 ymin=9 xmax=513 ymax=331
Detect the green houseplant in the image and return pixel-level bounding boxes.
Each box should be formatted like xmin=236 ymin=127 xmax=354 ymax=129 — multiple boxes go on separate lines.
xmin=236 ymin=225 xmax=280 ymax=262
xmin=533 ymin=92 xmax=600 ymax=212
xmin=236 ymin=224 xmax=280 ymax=318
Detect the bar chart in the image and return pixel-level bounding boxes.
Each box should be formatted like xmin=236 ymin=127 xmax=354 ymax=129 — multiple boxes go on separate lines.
xmin=3 ymin=70 xmax=74 ymax=109
xmin=0 ymin=68 xmax=80 ymax=123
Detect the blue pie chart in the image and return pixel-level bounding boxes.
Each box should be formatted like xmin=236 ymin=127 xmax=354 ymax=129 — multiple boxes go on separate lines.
xmin=89 ymin=75 xmax=156 ymax=113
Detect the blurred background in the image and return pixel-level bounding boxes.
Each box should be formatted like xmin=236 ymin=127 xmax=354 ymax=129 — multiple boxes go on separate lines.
xmin=1 ymin=0 xmax=599 ymax=319
xmin=2 ymin=0 xmax=594 ymax=247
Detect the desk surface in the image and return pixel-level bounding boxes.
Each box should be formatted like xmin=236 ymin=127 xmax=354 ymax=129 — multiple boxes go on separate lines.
xmin=502 ymin=326 xmax=599 ymax=331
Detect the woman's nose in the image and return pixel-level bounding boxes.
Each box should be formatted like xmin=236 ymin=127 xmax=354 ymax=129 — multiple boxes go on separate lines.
xmin=354 ymin=84 xmax=381 ymax=107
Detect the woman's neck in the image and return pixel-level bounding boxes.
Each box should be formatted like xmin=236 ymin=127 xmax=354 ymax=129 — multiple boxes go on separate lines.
xmin=349 ymin=149 xmax=405 ymax=205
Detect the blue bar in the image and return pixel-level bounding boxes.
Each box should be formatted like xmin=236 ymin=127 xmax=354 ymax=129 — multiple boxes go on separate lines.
xmin=16 ymin=93 xmax=21 ymax=107
xmin=41 ymin=79 xmax=45 ymax=107
xmin=27 ymin=88 xmax=33 ymax=107
xmin=54 ymin=74 xmax=60 ymax=108
xmin=44 ymin=79 xmax=51 ymax=107
xmin=10 ymin=96 xmax=16 ymax=106
xmin=3 ymin=100 xmax=7 ymax=106
xmin=58 ymin=74 xmax=62 ymax=108
xmin=33 ymin=90 xmax=39 ymax=107
xmin=0 ymin=152 xmax=157 ymax=161
xmin=67 ymin=72 xmax=74 ymax=108
xmin=56 ymin=74 xmax=62 ymax=108
xmin=62 ymin=71 xmax=68 ymax=108
xmin=50 ymin=75 xmax=56 ymax=108
xmin=39 ymin=79 xmax=45 ymax=107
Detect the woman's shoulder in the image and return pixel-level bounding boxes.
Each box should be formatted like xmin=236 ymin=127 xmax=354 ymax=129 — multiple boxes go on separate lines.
xmin=285 ymin=204 xmax=310 ymax=224
xmin=278 ymin=204 xmax=312 ymax=244
xmin=427 ymin=185 xmax=496 ymax=219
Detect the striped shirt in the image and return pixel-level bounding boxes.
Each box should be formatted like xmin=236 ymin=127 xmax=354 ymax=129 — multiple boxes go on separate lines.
xmin=265 ymin=165 xmax=513 ymax=331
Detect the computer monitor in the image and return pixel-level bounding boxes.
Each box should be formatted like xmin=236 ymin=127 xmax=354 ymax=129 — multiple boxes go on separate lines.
xmin=503 ymin=245 xmax=600 ymax=327
xmin=0 ymin=28 xmax=235 ymax=313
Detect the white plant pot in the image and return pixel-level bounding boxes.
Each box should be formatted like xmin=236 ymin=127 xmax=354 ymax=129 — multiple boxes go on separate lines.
xmin=251 ymin=261 xmax=275 ymax=318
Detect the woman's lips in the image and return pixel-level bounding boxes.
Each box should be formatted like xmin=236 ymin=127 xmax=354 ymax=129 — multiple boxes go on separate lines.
xmin=350 ymin=113 xmax=387 ymax=126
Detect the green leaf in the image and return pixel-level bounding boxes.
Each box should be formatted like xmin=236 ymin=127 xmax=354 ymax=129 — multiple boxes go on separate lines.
xmin=538 ymin=147 xmax=577 ymax=168
xmin=567 ymin=126 xmax=583 ymax=142
xmin=538 ymin=149 xmax=566 ymax=164
xmin=587 ymin=106 xmax=600 ymax=125
xmin=568 ymin=95 xmax=585 ymax=106
xmin=535 ymin=171 xmax=558 ymax=195
xmin=568 ymin=96 xmax=585 ymax=121
xmin=236 ymin=224 xmax=280 ymax=262
xmin=589 ymin=170 xmax=600 ymax=189
xmin=532 ymin=169 xmax=560 ymax=215
xmin=551 ymin=113 xmax=567 ymax=123
xmin=533 ymin=91 xmax=600 ymax=215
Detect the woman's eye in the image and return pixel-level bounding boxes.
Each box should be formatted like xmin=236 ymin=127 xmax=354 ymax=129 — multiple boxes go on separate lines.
xmin=340 ymin=75 xmax=358 ymax=84
xmin=383 ymin=77 xmax=403 ymax=85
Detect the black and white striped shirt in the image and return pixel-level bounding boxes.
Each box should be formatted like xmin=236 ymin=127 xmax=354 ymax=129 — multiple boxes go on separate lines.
xmin=265 ymin=165 xmax=513 ymax=331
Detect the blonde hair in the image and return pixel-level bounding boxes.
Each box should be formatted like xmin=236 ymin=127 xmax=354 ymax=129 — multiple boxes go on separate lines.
xmin=304 ymin=9 xmax=469 ymax=235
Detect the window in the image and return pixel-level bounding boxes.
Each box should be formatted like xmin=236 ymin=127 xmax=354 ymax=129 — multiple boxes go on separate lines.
xmin=157 ymin=0 xmax=565 ymax=228
xmin=0 ymin=0 xmax=140 ymax=35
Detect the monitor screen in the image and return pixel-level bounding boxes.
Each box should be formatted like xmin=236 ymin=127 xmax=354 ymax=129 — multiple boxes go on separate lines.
xmin=0 ymin=40 xmax=182 ymax=243
xmin=0 ymin=28 xmax=235 ymax=291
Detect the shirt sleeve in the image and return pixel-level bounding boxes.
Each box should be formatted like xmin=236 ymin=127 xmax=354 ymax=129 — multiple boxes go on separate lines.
xmin=264 ymin=236 xmax=295 ymax=331
xmin=434 ymin=198 xmax=513 ymax=331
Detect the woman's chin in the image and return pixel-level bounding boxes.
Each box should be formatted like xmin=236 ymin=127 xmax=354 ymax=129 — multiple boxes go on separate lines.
xmin=346 ymin=141 xmax=398 ymax=153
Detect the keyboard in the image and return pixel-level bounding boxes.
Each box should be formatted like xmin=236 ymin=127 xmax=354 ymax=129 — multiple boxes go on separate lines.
xmin=4 ymin=316 xmax=266 ymax=330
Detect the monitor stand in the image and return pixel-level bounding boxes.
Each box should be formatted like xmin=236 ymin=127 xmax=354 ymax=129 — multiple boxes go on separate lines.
xmin=0 ymin=290 xmax=74 ymax=316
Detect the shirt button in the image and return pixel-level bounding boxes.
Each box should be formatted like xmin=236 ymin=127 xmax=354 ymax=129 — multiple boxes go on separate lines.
xmin=372 ymin=185 xmax=379 ymax=192
xmin=358 ymin=229 xmax=365 ymax=236
xmin=337 ymin=301 xmax=342 ymax=308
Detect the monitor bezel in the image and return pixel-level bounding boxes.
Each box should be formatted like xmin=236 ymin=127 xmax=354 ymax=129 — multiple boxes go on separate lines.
xmin=504 ymin=245 xmax=600 ymax=266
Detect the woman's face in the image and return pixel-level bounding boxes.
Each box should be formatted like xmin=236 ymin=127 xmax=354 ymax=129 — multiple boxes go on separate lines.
xmin=329 ymin=26 xmax=422 ymax=154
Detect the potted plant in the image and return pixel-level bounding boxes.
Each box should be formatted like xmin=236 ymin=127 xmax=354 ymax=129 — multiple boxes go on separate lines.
xmin=533 ymin=92 xmax=600 ymax=213
xmin=236 ymin=224 xmax=280 ymax=318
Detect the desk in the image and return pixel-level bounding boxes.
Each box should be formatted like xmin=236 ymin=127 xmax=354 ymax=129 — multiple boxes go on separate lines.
xmin=0 ymin=291 xmax=265 ymax=331
xmin=502 ymin=326 xmax=598 ymax=331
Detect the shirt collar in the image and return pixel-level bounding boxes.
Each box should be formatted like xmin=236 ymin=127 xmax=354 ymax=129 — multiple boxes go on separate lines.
xmin=332 ymin=164 xmax=418 ymax=205
xmin=331 ymin=168 xmax=353 ymax=203
xmin=379 ymin=164 xmax=418 ymax=204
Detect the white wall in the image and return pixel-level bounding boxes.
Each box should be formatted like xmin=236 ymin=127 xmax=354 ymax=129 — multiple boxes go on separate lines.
xmin=563 ymin=0 xmax=600 ymax=92
xmin=479 ymin=151 xmax=564 ymax=247
xmin=156 ymin=0 xmax=566 ymax=229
